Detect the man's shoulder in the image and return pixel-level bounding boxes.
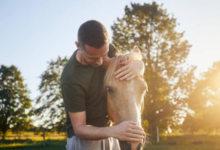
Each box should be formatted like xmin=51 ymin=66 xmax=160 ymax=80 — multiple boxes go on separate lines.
xmin=60 ymin=51 xmax=98 ymax=89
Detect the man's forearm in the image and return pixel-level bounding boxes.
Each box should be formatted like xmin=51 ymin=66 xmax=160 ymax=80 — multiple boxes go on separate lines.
xmin=75 ymin=124 xmax=114 ymax=140
xmin=74 ymin=120 xmax=145 ymax=142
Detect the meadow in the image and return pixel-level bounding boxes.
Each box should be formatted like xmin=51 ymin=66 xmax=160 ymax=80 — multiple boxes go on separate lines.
xmin=0 ymin=133 xmax=220 ymax=150
xmin=145 ymin=135 xmax=220 ymax=150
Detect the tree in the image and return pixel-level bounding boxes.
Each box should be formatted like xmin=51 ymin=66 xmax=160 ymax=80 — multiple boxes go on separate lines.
xmin=34 ymin=56 xmax=68 ymax=132
xmin=0 ymin=65 xmax=32 ymax=140
xmin=111 ymin=2 xmax=195 ymax=137
xmin=183 ymin=61 xmax=220 ymax=133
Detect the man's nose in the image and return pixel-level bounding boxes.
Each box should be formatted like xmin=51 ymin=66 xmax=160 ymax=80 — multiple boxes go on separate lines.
xmin=96 ymin=58 xmax=103 ymax=66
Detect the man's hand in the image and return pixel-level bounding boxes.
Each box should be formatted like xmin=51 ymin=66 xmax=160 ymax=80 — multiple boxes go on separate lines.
xmin=69 ymin=112 xmax=145 ymax=141
xmin=110 ymin=121 xmax=145 ymax=142
xmin=114 ymin=46 xmax=144 ymax=80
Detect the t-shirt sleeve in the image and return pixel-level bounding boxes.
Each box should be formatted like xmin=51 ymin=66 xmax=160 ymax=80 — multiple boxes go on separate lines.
xmin=61 ymin=83 xmax=86 ymax=112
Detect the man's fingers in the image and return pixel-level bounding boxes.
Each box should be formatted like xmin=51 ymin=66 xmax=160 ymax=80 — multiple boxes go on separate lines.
xmin=127 ymin=128 xmax=146 ymax=136
xmin=114 ymin=65 xmax=128 ymax=75
xmin=126 ymin=74 xmax=136 ymax=81
xmin=115 ymin=68 xmax=130 ymax=78
xmin=127 ymin=132 xmax=145 ymax=139
xmin=115 ymin=121 xmax=146 ymax=142
xmin=120 ymin=72 xmax=133 ymax=80
xmin=128 ymin=124 xmax=144 ymax=130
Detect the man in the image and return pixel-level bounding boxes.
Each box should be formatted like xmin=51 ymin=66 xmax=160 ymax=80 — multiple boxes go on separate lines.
xmin=61 ymin=20 xmax=145 ymax=150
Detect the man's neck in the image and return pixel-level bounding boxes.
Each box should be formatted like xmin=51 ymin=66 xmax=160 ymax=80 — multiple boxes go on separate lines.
xmin=76 ymin=50 xmax=88 ymax=65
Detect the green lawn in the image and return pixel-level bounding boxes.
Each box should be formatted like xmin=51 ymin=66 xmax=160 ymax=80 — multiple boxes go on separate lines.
xmin=0 ymin=140 xmax=66 ymax=150
xmin=0 ymin=135 xmax=220 ymax=150
xmin=145 ymin=135 xmax=220 ymax=150
xmin=145 ymin=145 xmax=220 ymax=150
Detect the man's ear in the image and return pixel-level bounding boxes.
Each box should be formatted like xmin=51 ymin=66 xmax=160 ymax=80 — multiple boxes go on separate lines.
xmin=133 ymin=46 xmax=140 ymax=53
xmin=75 ymin=41 xmax=81 ymax=50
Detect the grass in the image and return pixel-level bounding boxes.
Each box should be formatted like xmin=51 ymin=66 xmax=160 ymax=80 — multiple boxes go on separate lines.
xmin=145 ymin=135 xmax=220 ymax=150
xmin=0 ymin=135 xmax=220 ymax=150
xmin=0 ymin=140 xmax=66 ymax=150
xmin=0 ymin=132 xmax=66 ymax=150
xmin=3 ymin=131 xmax=66 ymax=141
xmin=145 ymin=145 xmax=220 ymax=150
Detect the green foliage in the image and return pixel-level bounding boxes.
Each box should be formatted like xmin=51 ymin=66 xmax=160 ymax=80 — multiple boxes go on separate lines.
xmin=34 ymin=56 xmax=68 ymax=132
xmin=183 ymin=61 xmax=220 ymax=133
xmin=0 ymin=65 xmax=32 ymax=140
xmin=111 ymin=2 xmax=195 ymax=136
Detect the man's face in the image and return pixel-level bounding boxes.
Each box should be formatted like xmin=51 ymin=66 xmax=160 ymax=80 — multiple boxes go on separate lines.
xmin=81 ymin=43 xmax=109 ymax=67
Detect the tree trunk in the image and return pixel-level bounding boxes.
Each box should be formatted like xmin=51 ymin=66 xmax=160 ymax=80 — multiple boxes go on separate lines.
xmin=42 ymin=129 xmax=46 ymax=146
xmin=156 ymin=126 xmax=160 ymax=143
xmin=2 ymin=131 xmax=6 ymax=140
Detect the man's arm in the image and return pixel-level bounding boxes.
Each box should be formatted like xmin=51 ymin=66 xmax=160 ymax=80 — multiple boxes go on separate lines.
xmin=69 ymin=111 xmax=145 ymax=141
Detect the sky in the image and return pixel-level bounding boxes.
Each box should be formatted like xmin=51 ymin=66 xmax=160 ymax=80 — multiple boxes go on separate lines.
xmin=0 ymin=0 xmax=220 ymax=100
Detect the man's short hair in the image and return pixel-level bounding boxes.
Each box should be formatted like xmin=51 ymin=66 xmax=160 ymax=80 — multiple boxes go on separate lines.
xmin=77 ymin=20 xmax=109 ymax=50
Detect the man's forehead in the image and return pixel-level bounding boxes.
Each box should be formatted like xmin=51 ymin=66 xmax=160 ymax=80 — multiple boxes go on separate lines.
xmin=84 ymin=43 xmax=109 ymax=57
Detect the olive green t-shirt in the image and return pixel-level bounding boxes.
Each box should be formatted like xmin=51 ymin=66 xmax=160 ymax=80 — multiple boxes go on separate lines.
xmin=60 ymin=50 xmax=110 ymax=138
